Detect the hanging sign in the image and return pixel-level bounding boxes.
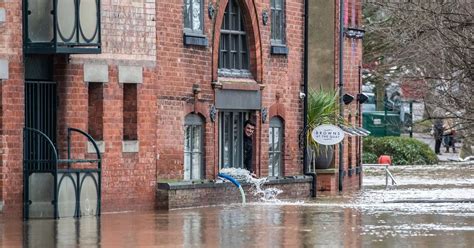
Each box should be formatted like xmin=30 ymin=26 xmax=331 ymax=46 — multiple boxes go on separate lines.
xmin=311 ymin=124 xmax=345 ymax=145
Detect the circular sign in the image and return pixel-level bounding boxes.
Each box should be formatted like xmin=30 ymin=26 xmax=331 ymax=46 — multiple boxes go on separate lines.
xmin=311 ymin=124 xmax=345 ymax=145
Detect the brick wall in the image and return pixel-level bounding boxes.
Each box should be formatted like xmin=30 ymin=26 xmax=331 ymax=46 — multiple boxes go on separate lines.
xmin=0 ymin=78 xmax=2 ymax=203
xmin=157 ymin=177 xmax=313 ymax=209
xmin=317 ymin=0 xmax=363 ymax=193
xmin=123 ymin=84 xmax=138 ymax=140
xmin=88 ymin=83 xmax=104 ymax=140
xmin=76 ymin=0 xmax=156 ymax=63
xmin=0 ymin=0 xmax=24 ymax=214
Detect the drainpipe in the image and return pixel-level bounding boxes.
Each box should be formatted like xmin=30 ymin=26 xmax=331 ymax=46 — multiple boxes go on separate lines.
xmin=303 ymin=0 xmax=316 ymax=197
xmin=358 ymin=65 xmax=363 ymax=188
xmin=338 ymin=0 xmax=345 ymax=192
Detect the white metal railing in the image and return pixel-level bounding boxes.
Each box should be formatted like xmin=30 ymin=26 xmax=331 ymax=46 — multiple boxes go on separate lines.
xmin=363 ymin=164 xmax=398 ymax=188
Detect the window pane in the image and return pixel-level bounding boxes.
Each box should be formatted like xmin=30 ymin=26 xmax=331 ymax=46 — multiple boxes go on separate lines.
xmin=184 ymin=0 xmax=191 ymax=29
xmin=192 ymin=153 xmax=201 ymax=179
xmin=269 ymin=128 xmax=274 ymax=152
xmin=79 ymin=0 xmax=99 ymax=43
xmin=28 ymin=0 xmax=54 ymax=42
xmin=184 ymin=126 xmax=191 ymax=152
xmin=273 ymin=153 xmax=281 ymax=176
xmin=269 ymin=153 xmax=274 ymax=176
xmin=231 ymin=2 xmax=238 ymax=30
xmin=271 ymin=10 xmax=276 ymax=40
xmin=222 ymin=9 xmax=228 ymax=30
xmin=192 ymin=0 xmax=202 ymax=31
xmin=223 ymin=113 xmax=231 ymax=168
xmin=233 ymin=114 xmax=240 ymax=167
xmin=274 ymin=127 xmax=280 ymax=152
xmin=276 ymin=0 xmax=282 ymax=9
xmin=220 ymin=35 xmax=226 ymax=68
xmin=241 ymin=36 xmax=248 ymax=69
xmin=56 ymin=0 xmax=76 ymax=42
xmin=184 ymin=153 xmax=191 ymax=180
xmin=275 ymin=11 xmax=281 ymax=40
xmin=193 ymin=126 xmax=201 ymax=151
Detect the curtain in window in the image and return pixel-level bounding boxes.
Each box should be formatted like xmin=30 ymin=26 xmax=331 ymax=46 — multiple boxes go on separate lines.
xmin=184 ymin=0 xmax=203 ymax=33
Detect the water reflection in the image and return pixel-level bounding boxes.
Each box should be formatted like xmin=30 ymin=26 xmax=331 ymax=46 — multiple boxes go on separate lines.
xmin=0 ymin=163 xmax=473 ymax=247
xmin=0 ymin=203 xmax=473 ymax=247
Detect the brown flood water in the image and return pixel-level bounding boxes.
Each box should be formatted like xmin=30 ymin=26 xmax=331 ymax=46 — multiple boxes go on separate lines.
xmin=1 ymin=163 xmax=473 ymax=247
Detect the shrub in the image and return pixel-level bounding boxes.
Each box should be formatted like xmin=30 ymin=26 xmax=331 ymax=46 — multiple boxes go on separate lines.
xmin=362 ymin=152 xmax=378 ymax=164
xmin=363 ymin=136 xmax=438 ymax=165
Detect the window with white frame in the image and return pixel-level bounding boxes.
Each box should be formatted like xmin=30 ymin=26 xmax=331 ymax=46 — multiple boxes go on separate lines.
xmin=184 ymin=114 xmax=203 ymax=180
xmin=271 ymin=0 xmax=285 ymax=45
xmin=184 ymin=0 xmax=204 ymax=34
xmin=269 ymin=117 xmax=283 ymax=176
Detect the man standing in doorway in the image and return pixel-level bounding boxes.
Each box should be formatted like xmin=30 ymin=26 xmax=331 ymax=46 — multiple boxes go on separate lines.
xmin=243 ymin=119 xmax=256 ymax=173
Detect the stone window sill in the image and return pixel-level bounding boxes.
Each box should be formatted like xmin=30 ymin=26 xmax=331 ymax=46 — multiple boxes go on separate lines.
xmin=270 ymin=44 xmax=289 ymax=55
xmin=214 ymin=77 xmax=262 ymax=91
xmin=183 ymin=33 xmax=208 ymax=47
xmin=315 ymin=168 xmax=338 ymax=174
xmin=87 ymin=141 xmax=105 ymax=154
xmin=217 ymin=69 xmax=253 ymax=79
xmin=123 ymin=140 xmax=139 ymax=153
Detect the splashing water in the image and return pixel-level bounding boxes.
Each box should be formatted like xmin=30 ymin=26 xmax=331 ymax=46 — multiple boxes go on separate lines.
xmin=219 ymin=168 xmax=283 ymax=203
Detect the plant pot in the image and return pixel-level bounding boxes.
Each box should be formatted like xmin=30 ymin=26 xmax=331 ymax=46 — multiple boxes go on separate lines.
xmin=313 ymin=145 xmax=334 ymax=169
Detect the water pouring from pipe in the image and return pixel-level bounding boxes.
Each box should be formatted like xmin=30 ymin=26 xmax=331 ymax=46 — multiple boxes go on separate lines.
xmin=217 ymin=172 xmax=246 ymax=204
xmin=219 ymin=168 xmax=283 ymax=204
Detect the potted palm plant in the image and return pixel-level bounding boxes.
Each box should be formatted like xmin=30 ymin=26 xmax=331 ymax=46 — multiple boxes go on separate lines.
xmin=306 ymin=89 xmax=344 ymax=170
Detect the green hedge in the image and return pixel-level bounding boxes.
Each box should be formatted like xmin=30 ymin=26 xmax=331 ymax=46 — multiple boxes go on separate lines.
xmin=363 ymin=136 xmax=438 ymax=165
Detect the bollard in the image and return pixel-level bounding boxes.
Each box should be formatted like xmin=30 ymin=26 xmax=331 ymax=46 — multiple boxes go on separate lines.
xmin=378 ymin=155 xmax=392 ymax=165
xmin=378 ymin=155 xmax=392 ymax=188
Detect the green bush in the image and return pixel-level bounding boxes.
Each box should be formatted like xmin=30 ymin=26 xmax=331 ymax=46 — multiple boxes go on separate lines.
xmin=363 ymin=136 xmax=438 ymax=165
xmin=362 ymin=152 xmax=378 ymax=164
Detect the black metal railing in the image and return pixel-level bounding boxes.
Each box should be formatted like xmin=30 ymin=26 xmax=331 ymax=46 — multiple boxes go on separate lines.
xmin=23 ymin=127 xmax=101 ymax=219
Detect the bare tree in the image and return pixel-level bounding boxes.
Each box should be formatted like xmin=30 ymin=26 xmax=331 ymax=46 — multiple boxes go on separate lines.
xmin=363 ymin=0 xmax=473 ymax=157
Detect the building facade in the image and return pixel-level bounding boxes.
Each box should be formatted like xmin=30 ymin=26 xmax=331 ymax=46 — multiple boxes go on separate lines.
xmin=0 ymin=0 xmax=363 ymax=217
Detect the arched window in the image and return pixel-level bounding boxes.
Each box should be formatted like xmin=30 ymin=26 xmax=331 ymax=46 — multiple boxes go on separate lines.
xmin=269 ymin=117 xmax=283 ymax=176
xmin=184 ymin=114 xmax=204 ymax=180
xmin=218 ymin=0 xmax=250 ymax=77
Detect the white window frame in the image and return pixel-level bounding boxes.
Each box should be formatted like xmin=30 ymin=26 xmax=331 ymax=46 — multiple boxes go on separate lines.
xmin=184 ymin=114 xmax=204 ymax=180
xmin=269 ymin=117 xmax=283 ymax=176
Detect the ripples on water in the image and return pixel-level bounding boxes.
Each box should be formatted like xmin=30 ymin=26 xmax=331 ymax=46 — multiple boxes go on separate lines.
xmin=1 ymin=163 xmax=473 ymax=247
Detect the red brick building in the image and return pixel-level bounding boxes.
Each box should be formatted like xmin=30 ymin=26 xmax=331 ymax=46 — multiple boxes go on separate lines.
xmin=0 ymin=0 xmax=364 ymax=217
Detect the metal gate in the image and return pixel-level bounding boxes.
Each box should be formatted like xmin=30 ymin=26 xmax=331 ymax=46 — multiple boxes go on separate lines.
xmin=25 ymin=81 xmax=57 ymax=160
xmin=23 ymin=81 xmax=101 ymax=219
